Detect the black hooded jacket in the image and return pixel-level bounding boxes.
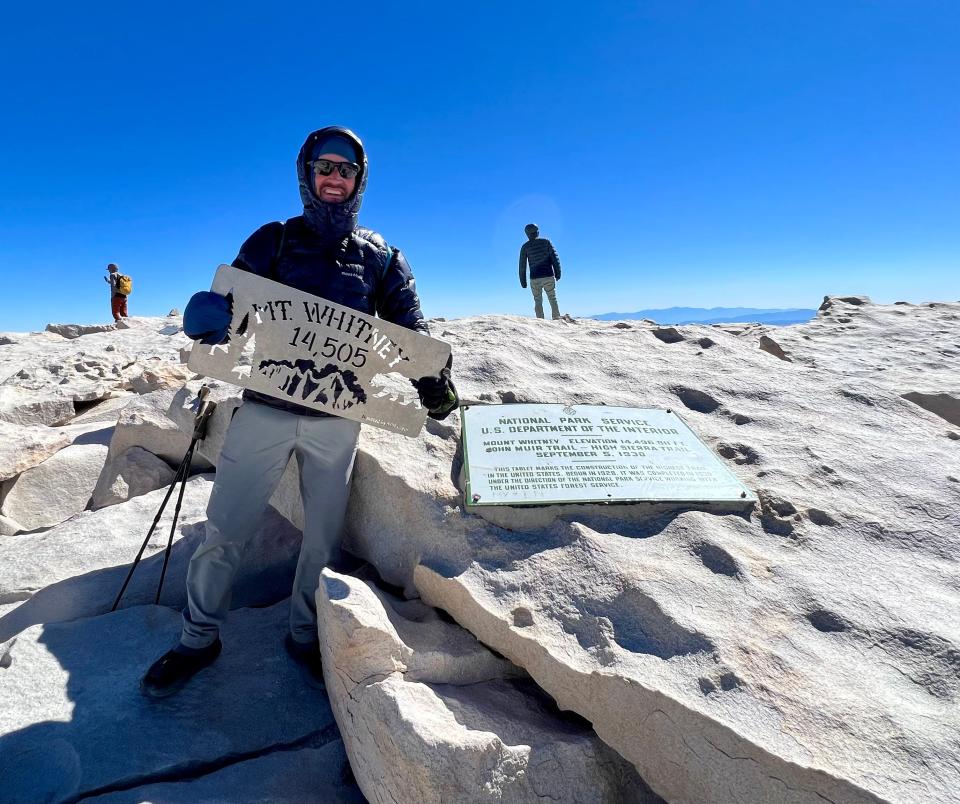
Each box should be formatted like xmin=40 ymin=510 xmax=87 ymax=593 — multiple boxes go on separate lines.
xmin=519 ymin=234 xmax=561 ymax=285
xmin=232 ymin=126 xmax=428 ymax=414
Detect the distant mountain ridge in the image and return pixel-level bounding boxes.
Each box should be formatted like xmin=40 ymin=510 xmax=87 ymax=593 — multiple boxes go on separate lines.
xmin=589 ymin=307 xmax=816 ymax=326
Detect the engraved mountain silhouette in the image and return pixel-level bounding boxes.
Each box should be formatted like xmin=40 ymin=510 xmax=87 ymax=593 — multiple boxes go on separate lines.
xmin=257 ymin=358 xmax=368 ymax=409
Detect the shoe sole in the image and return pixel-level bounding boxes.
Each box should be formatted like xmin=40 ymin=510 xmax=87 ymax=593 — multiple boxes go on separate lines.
xmin=140 ymin=645 xmax=222 ymax=699
xmin=139 ymin=662 xmax=218 ymax=699
xmin=140 ymin=676 xmax=190 ymax=699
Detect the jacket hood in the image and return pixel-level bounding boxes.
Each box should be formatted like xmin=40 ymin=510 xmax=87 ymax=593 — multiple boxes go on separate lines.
xmin=297 ymin=126 xmax=368 ymax=239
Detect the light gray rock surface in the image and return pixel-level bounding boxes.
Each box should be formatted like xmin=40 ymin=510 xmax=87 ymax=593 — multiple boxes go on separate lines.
xmin=83 ymin=740 xmax=365 ymax=804
xmin=343 ymin=302 xmax=960 ymax=804
xmin=0 ymin=318 xmax=192 ymax=427
xmin=0 ymin=420 xmax=72 ymax=481
xmin=317 ymin=569 xmax=657 ymax=804
xmin=127 ymin=359 xmax=196 ymax=394
xmin=103 ymin=388 xmax=197 ymax=466
xmin=90 ymin=445 xmax=176 ymax=509
xmin=0 ymin=476 xmax=303 ymax=642
xmin=68 ymin=394 xmax=136 ymax=425
xmin=0 ymin=386 xmax=76 ymax=426
xmin=92 ymin=389 xmax=213 ymax=508
xmin=45 ymin=322 xmax=117 ymax=339
xmin=1 ymin=442 xmax=108 ymax=530
xmin=0 ymin=513 xmax=24 ymax=537
xmin=53 ymin=420 xmax=116 ymax=451
xmin=1 ymin=301 xmax=957 ymax=803
xmin=0 ymin=601 xmax=339 ymax=804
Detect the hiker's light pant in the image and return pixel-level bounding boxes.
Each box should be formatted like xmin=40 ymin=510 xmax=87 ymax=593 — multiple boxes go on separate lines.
xmin=180 ymin=401 xmax=360 ymax=649
xmin=530 ymin=276 xmax=561 ymax=319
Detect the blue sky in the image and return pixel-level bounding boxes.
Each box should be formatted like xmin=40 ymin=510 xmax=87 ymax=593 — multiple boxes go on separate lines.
xmin=1 ymin=1 xmax=957 ymax=332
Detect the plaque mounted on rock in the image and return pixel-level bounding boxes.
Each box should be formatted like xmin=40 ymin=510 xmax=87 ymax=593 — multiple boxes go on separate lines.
xmin=187 ymin=265 xmax=451 ymax=437
xmin=462 ymin=403 xmax=755 ymax=508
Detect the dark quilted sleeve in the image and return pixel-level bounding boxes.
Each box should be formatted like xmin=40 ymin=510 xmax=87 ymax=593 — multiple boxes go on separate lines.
xmin=376 ymin=248 xmax=429 ymax=333
xmin=231 ymin=222 xmax=285 ymax=277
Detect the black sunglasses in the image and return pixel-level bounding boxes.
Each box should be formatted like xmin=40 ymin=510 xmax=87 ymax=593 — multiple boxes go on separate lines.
xmin=310 ymin=159 xmax=360 ymax=179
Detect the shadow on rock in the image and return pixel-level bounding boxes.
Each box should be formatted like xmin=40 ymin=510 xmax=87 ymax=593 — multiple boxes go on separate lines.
xmin=0 ymin=506 xmax=302 ymax=643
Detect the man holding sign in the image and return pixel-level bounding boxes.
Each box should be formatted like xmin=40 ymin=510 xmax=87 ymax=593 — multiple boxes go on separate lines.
xmin=142 ymin=126 xmax=458 ymax=698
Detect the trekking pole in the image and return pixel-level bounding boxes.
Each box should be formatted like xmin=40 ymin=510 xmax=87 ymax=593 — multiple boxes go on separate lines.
xmin=111 ymin=386 xmax=218 ymax=611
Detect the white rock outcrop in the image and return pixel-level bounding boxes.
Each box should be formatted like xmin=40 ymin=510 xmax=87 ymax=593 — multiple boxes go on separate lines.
xmin=45 ymin=323 xmax=117 ymax=339
xmin=1 ymin=301 xmax=957 ymax=803
xmin=1 ymin=443 xmax=108 ymax=531
xmin=317 ymin=569 xmax=658 ymax=803
xmin=102 ymin=388 xmax=196 ymax=465
xmin=127 ymin=359 xmax=195 ymax=394
xmin=92 ymin=388 xmax=213 ymax=507
xmin=0 ymin=421 xmax=72 ymax=482
xmin=68 ymin=394 xmax=135 ymax=425
xmin=0 ymin=318 xmax=192 ymax=427
xmin=342 ymin=301 xmax=959 ymax=804
xmin=0 ymin=386 xmax=76 ymax=426
xmin=90 ymin=445 xmax=176 ymax=509
xmin=0 ymin=513 xmax=24 ymax=537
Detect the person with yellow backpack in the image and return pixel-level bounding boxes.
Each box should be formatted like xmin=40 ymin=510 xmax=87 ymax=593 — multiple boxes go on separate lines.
xmin=104 ymin=263 xmax=132 ymax=321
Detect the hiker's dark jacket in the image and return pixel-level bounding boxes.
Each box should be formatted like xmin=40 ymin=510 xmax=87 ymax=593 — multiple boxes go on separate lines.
xmin=232 ymin=126 xmax=428 ymax=415
xmin=519 ymin=237 xmax=562 ymax=284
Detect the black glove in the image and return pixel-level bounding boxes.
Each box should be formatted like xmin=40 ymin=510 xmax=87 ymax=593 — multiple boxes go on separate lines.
xmin=411 ymin=360 xmax=459 ymax=420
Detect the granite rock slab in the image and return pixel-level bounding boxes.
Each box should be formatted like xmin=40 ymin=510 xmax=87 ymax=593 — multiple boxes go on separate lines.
xmin=82 ymin=740 xmax=365 ymax=804
xmin=345 ymin=304 xmax=960 ymax=804
xmin=1 ymin=443 xmax=108 ymax=530
xmin=0 ymin=601 xmax=336 ymax=804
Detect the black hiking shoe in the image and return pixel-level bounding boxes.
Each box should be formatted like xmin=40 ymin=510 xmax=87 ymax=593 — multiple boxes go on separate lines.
xmin=140 ymin=639 xmax=222 ymax=699
xmin=285 ymin=634 xmax=325 ymax=687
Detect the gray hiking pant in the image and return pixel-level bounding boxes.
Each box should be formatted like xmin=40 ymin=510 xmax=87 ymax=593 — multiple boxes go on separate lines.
xmin=180 ymin=401 xmax=361 ymax=649
xmin=530 ymin=276 xmax=561 ymax=319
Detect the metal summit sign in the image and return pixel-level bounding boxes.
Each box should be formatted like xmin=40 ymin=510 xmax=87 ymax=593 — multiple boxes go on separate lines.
xmin=188 ymin=265 xmax=451 ymax=437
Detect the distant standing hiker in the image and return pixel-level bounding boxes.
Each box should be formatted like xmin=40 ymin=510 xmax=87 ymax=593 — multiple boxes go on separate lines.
xmin=518 ymin=223 xmax=562 ymax=320
xmin=104 ymin=263 xmax=131 ymax=321
xmin=140 ymin=125 xmax=459 ymax=699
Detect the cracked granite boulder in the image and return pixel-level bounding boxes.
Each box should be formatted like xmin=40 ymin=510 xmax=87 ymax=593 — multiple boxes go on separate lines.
xmin=0 ymin=317 xmax=193 ymax=427
xmin=0 ymin=601 xmax=338 ymax=804
xmin=1 ymin=442 xmax=109 ymax=530
xmin=0 ymin=420 xmax=73 ymax=482
xmin=2 ymin=303 xmax=955 ymax=803
xmin=316 ymin=568 xmax=659 ymax=803
xmin=344 ymin=304 xmax=960 ymax=804
xmin=89 ymin=444 xmax=177 ymax=509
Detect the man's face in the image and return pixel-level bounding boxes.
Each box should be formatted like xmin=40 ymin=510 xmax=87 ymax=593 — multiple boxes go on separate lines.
xmin=312 ymin=153 xmax=357 ymax=203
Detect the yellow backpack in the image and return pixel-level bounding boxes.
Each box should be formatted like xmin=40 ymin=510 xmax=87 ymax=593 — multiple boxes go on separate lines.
xmin=116 ymin=274 xmax=133 ymax=295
